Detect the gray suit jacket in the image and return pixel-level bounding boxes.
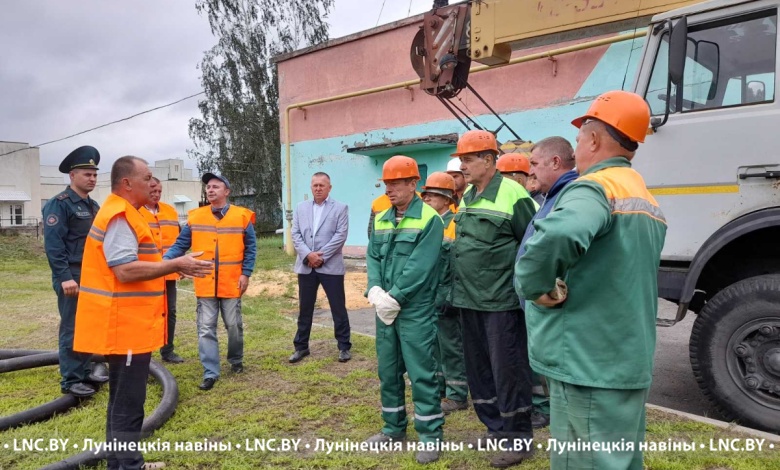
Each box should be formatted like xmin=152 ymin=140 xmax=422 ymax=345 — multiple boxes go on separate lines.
xmin=292 ymin=198 xmax=349 ymax=275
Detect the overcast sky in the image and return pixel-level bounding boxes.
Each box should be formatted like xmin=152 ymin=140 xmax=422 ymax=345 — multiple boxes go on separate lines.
xmin=0 ymin=0 xmax=434 ymax=173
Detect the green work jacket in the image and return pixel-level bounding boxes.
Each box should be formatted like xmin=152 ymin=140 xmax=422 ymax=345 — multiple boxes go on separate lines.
xmin=367 ymin=195 xmax=444 ymax=309
xmin=451 ymin=172 xmax=536 ymax=311
xmin=515 ymin=157 xmax=667 ymax=389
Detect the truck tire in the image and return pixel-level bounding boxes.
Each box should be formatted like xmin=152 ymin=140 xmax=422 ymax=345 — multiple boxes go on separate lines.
xmin=690 ymin=274 xmax=780 ymax=432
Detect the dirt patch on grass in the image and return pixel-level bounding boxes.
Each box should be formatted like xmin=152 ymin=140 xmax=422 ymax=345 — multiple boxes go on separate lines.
xmin=343 ymin=273 xmax=371 ymax=310
xmin=245 ymin=270 xmax=296 ymax=298
xmin=246 ymin=270 xmax=370 ymax=311
xmin=316 ymin=354 xmax=377 ymax=380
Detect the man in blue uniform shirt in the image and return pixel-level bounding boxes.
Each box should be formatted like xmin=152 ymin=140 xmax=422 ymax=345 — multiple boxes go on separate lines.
xmin=42 ymin=145 xmax=107 ymax=397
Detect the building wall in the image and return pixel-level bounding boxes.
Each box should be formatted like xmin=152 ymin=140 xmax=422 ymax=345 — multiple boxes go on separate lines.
xmin=152 ymin=158 xmax=193 ymax=181
xmin=277 ymin=19 xmax=645 ymax=250
xmin=40 ymin=165 xmax=67 ymax=207
xmin=0 ymin=142 xmax=41 ymax=226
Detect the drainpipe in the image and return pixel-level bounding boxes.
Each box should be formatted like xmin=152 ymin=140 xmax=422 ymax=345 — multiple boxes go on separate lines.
xmin=282 ymin=30 xmax=645 ymax=254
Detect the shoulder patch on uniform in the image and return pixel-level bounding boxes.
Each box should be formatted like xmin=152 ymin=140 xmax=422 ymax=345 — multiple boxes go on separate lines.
xmin=46 ymin=214 xmax=59 ymax=226
xmin=56 ymin=193 xmax=68 ymax=200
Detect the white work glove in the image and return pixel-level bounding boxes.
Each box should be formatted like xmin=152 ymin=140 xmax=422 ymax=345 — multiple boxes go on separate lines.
xmin=375 ymin=291 xmax=401 ymax=326
xmin=367 ymin=286 xmax=385 ymax=306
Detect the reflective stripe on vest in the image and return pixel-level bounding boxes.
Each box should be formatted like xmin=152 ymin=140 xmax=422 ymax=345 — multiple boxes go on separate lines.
xmin=140 ymin=202 xmax=180 ymax=281
xmin=74 ymin=193 xmax=166 ymax=355
xmin=188 ymin=205 xmax=255 ymax=298
xmin=578 ymin=167 xmax=667 ymax=225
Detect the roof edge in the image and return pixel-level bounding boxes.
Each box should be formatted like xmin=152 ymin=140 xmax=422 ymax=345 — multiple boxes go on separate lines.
xmin=273 ymin=12 xmax=425 ymax=64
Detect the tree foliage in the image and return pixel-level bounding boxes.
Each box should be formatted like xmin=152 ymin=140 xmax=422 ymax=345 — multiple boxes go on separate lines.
xmin=189 ymin=0 xmax=334 ymax=232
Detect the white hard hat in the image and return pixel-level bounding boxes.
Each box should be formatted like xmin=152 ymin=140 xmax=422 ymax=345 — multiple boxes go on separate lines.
xmin=446 ymin=158 xmax=463 ymax=173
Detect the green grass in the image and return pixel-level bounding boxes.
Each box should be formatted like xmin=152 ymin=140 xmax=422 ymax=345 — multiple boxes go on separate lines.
xmin=1 ymin=234 xmax=780 ymax=469
xmin=254 ymin=236 xmax=294 ymax=271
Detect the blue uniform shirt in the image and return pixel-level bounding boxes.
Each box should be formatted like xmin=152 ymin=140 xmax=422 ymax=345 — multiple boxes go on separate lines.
xmin=42 ymin=186 xmax=100 ymax=283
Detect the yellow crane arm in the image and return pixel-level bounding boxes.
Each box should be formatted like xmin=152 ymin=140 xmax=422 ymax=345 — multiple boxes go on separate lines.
xmin=471 ymin=0 xmax=702 ymax=65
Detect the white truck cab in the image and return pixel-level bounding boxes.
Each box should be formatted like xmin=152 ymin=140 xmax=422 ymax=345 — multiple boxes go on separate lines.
xmin=633 ymin=0 xmax=780 ymax=431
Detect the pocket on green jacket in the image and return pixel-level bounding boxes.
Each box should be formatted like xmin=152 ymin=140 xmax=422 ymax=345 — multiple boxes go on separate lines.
xmin=526 ymin=302 xmax=563 ymax=370
xmin=392 ymin=232 xmax=418 ymax=257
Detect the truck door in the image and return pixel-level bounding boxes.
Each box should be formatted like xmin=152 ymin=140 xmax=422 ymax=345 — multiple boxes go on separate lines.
xmin=633 ymin=5 xmax=778 ymax=260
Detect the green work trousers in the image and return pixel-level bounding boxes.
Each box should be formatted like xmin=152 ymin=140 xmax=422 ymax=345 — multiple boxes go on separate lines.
xmin=376 ymin=305 xmax=444 ymax=442
xmin=435 ymin=312 xmax=468 ymax=402
xmin=548 ymin=378 xmax=648 ymax=470
xmin=532 ymin=372 xmax=550 ymax=415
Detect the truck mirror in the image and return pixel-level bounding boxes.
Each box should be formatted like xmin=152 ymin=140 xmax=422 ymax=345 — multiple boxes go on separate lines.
xmin=653 ymin=18 xmax=687 ymax=131
xmin=669 ymin=17 xmax=688 ymax=86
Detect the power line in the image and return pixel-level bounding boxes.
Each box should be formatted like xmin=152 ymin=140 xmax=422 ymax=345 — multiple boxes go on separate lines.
xmin=407 ymin=0 xmax=414 ymax=17
xmin=622 ymin=0 xmax=644 ymax=90
xmin=375 ymin=0 xmax=387 ymax=26
xmin=0 ymin=91 xmax=205 ymax=158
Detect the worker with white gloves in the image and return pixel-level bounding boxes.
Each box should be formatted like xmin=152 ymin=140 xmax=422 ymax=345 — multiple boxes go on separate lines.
xmin=364 ymin=155 xmax=445 ymax=465
xmin=367 ymin=286 xmax=401 ymax=325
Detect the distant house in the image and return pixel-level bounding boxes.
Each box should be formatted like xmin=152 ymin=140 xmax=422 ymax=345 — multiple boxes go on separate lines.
xmin=0 ymin=142 xmax=41 ymax=228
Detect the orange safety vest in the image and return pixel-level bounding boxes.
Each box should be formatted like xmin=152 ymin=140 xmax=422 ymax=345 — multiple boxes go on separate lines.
xmin=443 ymin=217 xmax=456 ymax=244
xmin=74 ymin=193 xmax=166 ymax=355
xmin=371 ymin=192 xmax=423 ymax=214
xmin=371 ymin=194 xmax=392 ymax=214
xmin=140 ymin=202 xmax=181 ymax=281
xmin=189 ymin=205 xmax=255 ymax=298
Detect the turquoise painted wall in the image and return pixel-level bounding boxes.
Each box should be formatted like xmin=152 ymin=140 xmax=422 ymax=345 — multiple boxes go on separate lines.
xmin=282 ymin=38 xmax=646 ymax=247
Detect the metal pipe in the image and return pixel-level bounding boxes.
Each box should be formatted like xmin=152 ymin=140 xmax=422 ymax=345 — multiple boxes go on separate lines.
xmin=282 ymin=29 xmax=646 ymax=253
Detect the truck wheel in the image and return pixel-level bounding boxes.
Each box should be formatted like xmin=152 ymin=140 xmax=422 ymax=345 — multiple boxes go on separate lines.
xmin=690 ymin=274 xmax=780 ymax=432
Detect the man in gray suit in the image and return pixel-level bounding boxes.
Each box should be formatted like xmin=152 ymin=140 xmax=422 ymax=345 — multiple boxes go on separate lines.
xmin=290 ymin=172 xmax=352 ymax=363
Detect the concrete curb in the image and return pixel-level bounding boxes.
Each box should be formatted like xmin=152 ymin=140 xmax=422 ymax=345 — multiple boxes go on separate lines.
xmin=645 ymin=404 xmax=780 ymax=442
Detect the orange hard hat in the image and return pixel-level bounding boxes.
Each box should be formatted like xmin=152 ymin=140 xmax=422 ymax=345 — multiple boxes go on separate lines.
xmin=496 ymin=153 xmax=530 ymax=174
xmin=421 ymin=172 xmax=456 ymax=201
xmin=381 ymin=155 xmax=420 ymax=181
xmin=571 ymin=90 xmax=650 ymax=143
xmin=451 ymin=130 xmax=499 ymax=157
xmin=422 ymin=172 xmax=456 ymax=191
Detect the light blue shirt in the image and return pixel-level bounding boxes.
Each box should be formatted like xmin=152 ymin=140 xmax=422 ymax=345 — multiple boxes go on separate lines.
xmin=312 ymin=197 xmax=329 ymax=236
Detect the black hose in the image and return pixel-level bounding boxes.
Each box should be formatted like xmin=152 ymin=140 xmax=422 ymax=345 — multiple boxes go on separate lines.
xmin=0 ymin=395 xmax=79 ymax=432
xmin=143 ymin=360 xmax=180 ymax=433
xmin=0 ymin=352 xmax=83 ymax=431
xmin=38 ymin=359 xmax=179 ymax=470
xmin=0 ymin=349 xmax=51 ymax=359
xmin=0 ymin=349 xmax=179 ymax=469
xmin=0 ymin=352 xmax=59 ymax=373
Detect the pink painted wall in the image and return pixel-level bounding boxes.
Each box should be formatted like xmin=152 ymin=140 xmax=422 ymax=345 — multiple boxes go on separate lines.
xmin=277 ymin=20 xmax=610 ymax=144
